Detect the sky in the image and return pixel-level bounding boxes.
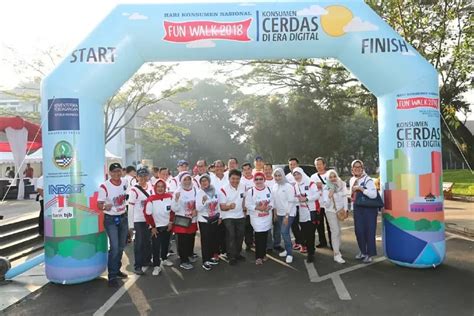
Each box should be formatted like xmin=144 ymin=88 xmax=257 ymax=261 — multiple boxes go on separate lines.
xmin=0 ymin=0 xmax=472 ymax=120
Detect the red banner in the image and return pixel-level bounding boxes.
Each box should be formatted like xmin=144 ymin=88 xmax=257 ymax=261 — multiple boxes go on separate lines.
xmin=396 ymin=97 xmax=439 ymax=110
xmin=163 ymin=19 xmax=252 ymax=43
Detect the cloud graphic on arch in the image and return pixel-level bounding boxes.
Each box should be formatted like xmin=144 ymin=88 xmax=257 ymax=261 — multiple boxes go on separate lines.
xmin=186 ymin=40 xmax=216 ymax=49
xmin=297 ymin=5 xmax=328 ymax=16
xmin=402 ymin=50 xmax=416 ymax=56
xmin=128 ymin=12 xmax=148 ymax=20
xmin=343 ymin=17 xmax=378 ymax=32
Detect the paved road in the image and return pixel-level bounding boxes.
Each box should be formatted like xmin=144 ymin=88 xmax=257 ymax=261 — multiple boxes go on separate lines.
xmin=4 ymin=218 xmax=474 ymax=316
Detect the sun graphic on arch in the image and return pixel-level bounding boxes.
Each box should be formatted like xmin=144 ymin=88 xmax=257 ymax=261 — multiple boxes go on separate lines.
xmin=320 ymin=5 xmax=353 ymax=37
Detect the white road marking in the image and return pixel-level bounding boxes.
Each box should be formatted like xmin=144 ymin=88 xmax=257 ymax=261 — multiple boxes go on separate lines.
xmin=93 ymin=268 xmax=148 ymax=316
xmin=446 ymin=231 xmax=474 ymax=242
xmin=331 ymin=275 xmax=351 ymax=300
xmin=304 ymin=260 xmax=320 ymax=282
xmin=265 ymin=254 xmax=299 ymax=271
xmin=171 ymin=267 xmax=184 ymax=280
xmin=162 ymin=269 xmax=180 ymax=295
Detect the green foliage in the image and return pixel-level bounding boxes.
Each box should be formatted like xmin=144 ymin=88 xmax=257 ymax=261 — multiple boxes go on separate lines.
xmin=383 ymin=213 xmax=444 ymax=232
xmin=443 ymin=169 xmax=474 ymax=196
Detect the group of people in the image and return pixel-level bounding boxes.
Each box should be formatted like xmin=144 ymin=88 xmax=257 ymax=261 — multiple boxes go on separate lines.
xmin=97 ymin=156 xmax=379 ymax=287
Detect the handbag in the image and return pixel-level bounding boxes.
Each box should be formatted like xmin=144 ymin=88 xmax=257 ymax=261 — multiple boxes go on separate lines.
xmin=354 ymin=191 xmax=384 ymax=208
xmin=173 ymin=214 xmax=192 ymax=228
xmin=336 ymin=209 xmax=348 ymax=221
xmin=353 ymin=176 xmax=384 ymax=209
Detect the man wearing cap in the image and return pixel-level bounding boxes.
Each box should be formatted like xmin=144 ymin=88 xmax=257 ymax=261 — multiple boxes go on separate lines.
xmin=128 ymin=168 xmax=154 ymax=275
xmin=98 ymin=163 xmax=129 ymax=287
xmin=168 ymin=160 xmax=189 ymax=193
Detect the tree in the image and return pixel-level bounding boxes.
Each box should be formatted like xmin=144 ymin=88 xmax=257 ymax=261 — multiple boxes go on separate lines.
xmin=139 ymin=80 xmax=250 ymax=167
xmin=103 ymin=63 xmax=188 ymax=144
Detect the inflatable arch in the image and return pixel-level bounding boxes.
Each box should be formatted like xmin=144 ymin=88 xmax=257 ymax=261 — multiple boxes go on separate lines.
xmin=41 ymin=0 xmax=444 ymax=284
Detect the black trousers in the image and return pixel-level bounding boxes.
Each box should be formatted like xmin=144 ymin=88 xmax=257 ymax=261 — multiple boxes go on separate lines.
xmin=223 ymin=218 xmax=245 ymax=260
xmin=217 ymin=222 xmax=226 ymax=254
xmin=151 ymin=227 xmax=171 ymax=267
xmin=199 ymin=222 xmax=219 ymax=262
xmin=291 ymin=208 xmax=304 ymax=245
xmin=177 ymin=233 xmax=195 ymax=263
xmin=254 ymin=231 xmax=268 ymax=260
xmin=244 ymin=215 xmax=254 ymax=247
xmin=38 ymin=200 xmax=44 ymax=236
xmin=316 ymin=208 xmax=332 ymax=247
xmin=134 ymin=222 xmax=152 ymax=269
xmin=300 ymin=221 xmax=316 ymax=256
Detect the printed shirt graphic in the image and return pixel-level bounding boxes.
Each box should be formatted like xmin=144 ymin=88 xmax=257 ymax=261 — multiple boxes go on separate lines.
xmin=245 ymin=187 xmax=273 ymax=232
xmin=98 ymin=179 xmax=128 ymax=215
xmin=172 ymin=188 xmax=197 ymax=223
xmin=196 ymin=189 xmax=220 ymax=222
xmin=128 ymin=182 xmax=154 ymax=227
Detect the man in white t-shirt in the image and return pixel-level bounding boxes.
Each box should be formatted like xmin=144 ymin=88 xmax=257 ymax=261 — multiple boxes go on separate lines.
xmin=286 ymin=157 xmax=299 ymax=184
xmin=193 ymin=159 xmax=209 ymax=188
xmin=98 ymin=162 xmax=129 ymax=287
xmin=128 ymin=168 xmax=154 ymax=275
xmin=223 ymin=157 xmax=238 ymax=179
xmin=310 ymin=157 xmax=331 ymax=249
xmin=36 ymin=175 xmax=44 ymax=236
xmin=218 ymin=169 xmax=246 ymax=265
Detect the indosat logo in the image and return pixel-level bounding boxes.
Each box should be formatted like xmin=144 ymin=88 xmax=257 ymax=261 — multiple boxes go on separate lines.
xmin=49 ymin=183 xmax=85 ymax=195
xmin=53 ymin=141 xmax=74 ymax=169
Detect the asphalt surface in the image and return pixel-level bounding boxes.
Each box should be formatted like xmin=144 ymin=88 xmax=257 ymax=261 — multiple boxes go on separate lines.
xmin=3 ymin=218 xmax=474 ymax=316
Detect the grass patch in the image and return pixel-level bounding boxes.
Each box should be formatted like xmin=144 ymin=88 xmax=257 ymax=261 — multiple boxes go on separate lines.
xmin=443 ymin=169 xmax=474 ymax=196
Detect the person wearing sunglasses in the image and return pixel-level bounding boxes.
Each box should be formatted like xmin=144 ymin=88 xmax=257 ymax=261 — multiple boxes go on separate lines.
xmin=245 ymin=172 xmax=274 ymax=265
xmin=292 ymin=167 xmax=320 ymax=263
xmin=350 ymin=160 xmax=378 ymax=263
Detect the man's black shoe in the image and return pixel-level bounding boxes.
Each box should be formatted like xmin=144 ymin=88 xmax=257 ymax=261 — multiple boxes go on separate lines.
xmin=117 ymin=271 xmax=128 ymax=279
xmin=108 ymin=278 xmax=120 ymax=287
xmin=316 ymin=244 xmax=327 ymax=249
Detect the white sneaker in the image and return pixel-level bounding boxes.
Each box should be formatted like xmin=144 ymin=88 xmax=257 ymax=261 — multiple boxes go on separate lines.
xmin=279 ymin=250 xmax=287 ymax=257
xmin=334 ymin=254 xmax=346 ymax=264
xmin=285 ymin=255 xmax=293 ymax=264
xmin=161 ymin=259 xmax=173 ymax=267
xmin=152 ymin=266 xmax=162 ymax=276
xmin=355 ymin=252 xmax=365 ymax=260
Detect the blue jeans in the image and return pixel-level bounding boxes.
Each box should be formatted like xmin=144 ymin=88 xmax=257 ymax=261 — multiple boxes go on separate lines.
xmin=134 ymin=222 xmax=152 ymax=270
xmin=104 ymin=214 xmax=128 ymax=280
xmin=278 ymin=215 xmax=295 ymax=255
xmin=267 ymin=218 xmax=282 ymax=249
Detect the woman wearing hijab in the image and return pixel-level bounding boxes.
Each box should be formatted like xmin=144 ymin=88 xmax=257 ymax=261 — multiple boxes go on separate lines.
xmin=196 ymin=174 xmax=221 ymax=271
xmin=245 ymin=172 xmax=274 ymax=265
xmin=322 ymin=170 xmax=348 ymax=264
xmin=172 ymin=172 xmax=198 ymax=270
xmin=292 ymin=167 xmax=320 ymax=263
xmin=272 ymin=168 xmax=297 ymax=264
xmin=144 ymin=179 xmax=174 ymax=276
xmin=350 ymin=160 xmax=378 ymax=263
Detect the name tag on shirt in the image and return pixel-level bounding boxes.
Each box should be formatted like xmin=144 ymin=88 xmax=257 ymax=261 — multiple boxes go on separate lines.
xmin=266 ymin=193 xmax=270 ymax=198
xmin=240 ymin=193 xmax=244 ymax=198
xmin=304 ymin=186 xmax=309 ymax=190
xmin=166 ymin=205 xmax=171 ymax=210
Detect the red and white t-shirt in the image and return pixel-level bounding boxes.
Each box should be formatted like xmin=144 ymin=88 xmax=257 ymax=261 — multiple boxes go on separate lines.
xmin=128 ymin=182 xmax=154 ymax=228
xmin=98 ymin=179 xmax=128 ymax=215
xmin=218 ymin=183 xmax=246 ymax=220
xmin=265 ymin=177 xmax=275 ymax=189
xmin=196 ymin=189 xmax=220 ymax=223
xmin=245 ymin=186 xmax=273 ymax=232
xmin=240 ymin=175 xmax=254 ymax=191
xmin=295 ymin=181 xmax=320 ymax=222
xmin=144 ymin=193 xmax=173 ymax=228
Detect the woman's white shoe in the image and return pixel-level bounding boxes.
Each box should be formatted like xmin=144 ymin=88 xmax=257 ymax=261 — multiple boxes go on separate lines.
xmin=152 ymin=266 xmax=162 ymax=276
xmin=334 ymin=254 xmax=346 ymax=264
xmin=285 ymin=255 xmax=293 ymax=263
xmin=279 ymin=250 xmax=287 ymax=257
